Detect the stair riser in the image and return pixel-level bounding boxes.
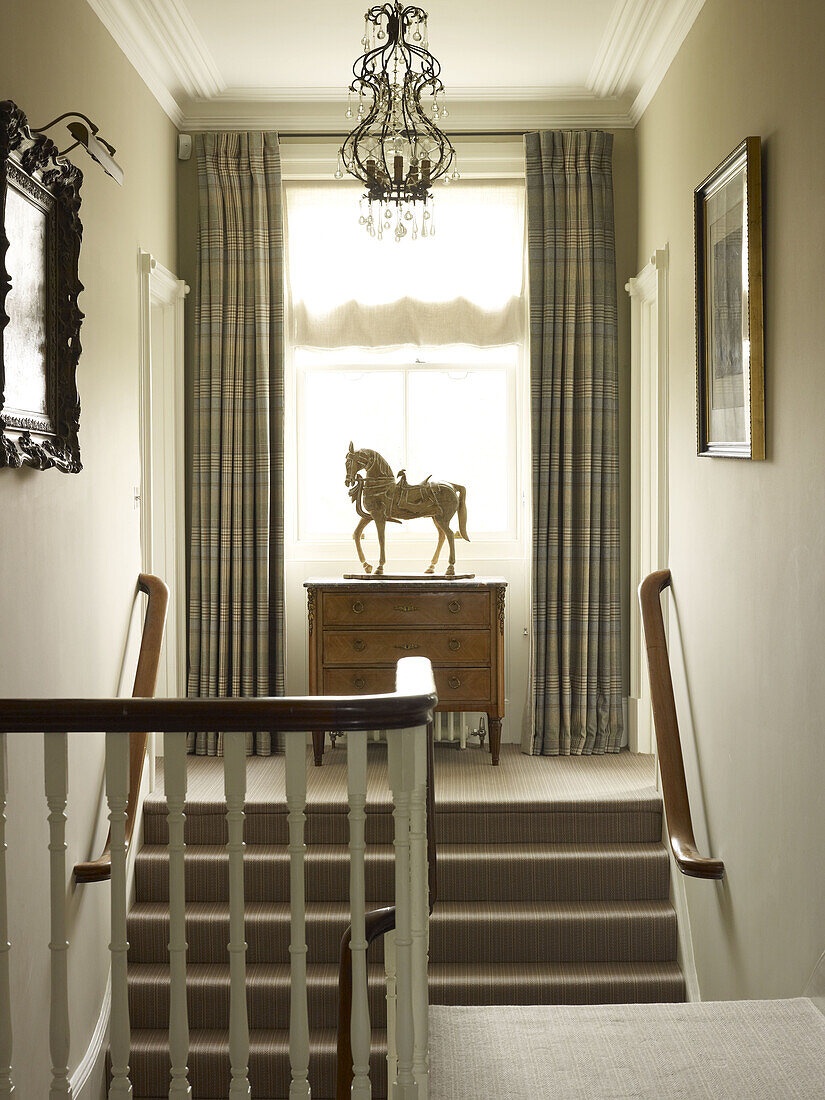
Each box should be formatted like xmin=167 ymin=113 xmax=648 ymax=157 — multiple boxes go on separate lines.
xmin=143 ymin=808 xmax=663 ymax=847
xmin=120 ymin=1041 xmax=387 ymax=1100
xmin=129 ymin=972 xmax=388 ymax=1030
xmin=128 ymin=969 xmax=686 ymax=1030
xmin=128 ymin=909 xmax=677 ymax=965
xmin=135 ymin=848 xmax=670 ymax=904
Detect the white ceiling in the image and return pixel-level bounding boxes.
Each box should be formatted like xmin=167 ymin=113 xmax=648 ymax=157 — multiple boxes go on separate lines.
xmin=85 ymin=0 xmax=706 ymax=130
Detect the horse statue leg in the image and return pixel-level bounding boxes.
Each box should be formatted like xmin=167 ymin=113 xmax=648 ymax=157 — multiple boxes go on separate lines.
xmin=443 ymin=524 xmax=457 ymax=576
xmin=374 ymin=515 xmax=387 ymax=576
xmin=431 ymin=518 xmax=457 ymax=576
xmin=353 ymin=515 xmax=373 ymax=574
xmin=425 ymin=524 xmax=446 ymax=575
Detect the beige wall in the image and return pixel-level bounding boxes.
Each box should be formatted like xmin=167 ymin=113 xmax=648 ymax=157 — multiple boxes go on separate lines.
xmin=636 ymin=0 xmax=825 ymax=999
xmin=0 ymin=0 xmax=177 ymax=1092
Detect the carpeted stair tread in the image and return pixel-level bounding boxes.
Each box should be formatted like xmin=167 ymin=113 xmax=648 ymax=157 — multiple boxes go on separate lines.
xmin=126 ymin=1026 xmax=386 ymax=1099
xmin=142 ymin=806 xmax=663 ymax=846
xmin=142 ymin=747 xmax=663 ymax=847
xmin=128 ymin=898 xmax=677 ymax=964
xmin=135 ymin=841 xmax=670 ymax=903
xmin=128 ymin=959 xmax=686 ymax=1030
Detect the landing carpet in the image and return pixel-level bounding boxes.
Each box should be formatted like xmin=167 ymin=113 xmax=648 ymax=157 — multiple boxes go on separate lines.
xmin=429 ymin=999 xmax=825 ymax=1099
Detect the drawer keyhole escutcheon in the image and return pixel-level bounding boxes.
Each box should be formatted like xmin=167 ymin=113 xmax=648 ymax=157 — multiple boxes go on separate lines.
xmin=448 ymin=676 xmax=462 ymax=690
xmin=394 ymin=604 xmax=418 ymax=613
xmin=394 ymin=642 xmax=420 ymax=651
xmin=448 ymin=600 xmax=462 ymax=614
xmin=448 ymin=638 xmax=461 ymax=651
xmin=352 ymin=601 xmax=365 ymax=614
xmin=352 ymin=639 xmax=366 ymax=652
xmin=353 ymin=676 xmax=366 ymax=688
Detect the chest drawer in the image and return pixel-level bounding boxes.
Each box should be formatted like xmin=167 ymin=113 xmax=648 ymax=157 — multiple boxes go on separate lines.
xmin=323 ymin=591 xmax=489 ymax=627
xmin=323 ymin=628 xmax=491 ymax=667
xmin=324 ymin=665 xmax=492 ymax=704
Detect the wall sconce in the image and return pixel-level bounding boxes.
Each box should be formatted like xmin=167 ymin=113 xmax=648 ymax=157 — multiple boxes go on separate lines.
xmin=32 ymin=111 xmax=124 ymax=185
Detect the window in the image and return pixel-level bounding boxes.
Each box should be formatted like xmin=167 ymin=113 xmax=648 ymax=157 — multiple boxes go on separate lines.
xmin=285 ymin=179 xmax=525 ymax=545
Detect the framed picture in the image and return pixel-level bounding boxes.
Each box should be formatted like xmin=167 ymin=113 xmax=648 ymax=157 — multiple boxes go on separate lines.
xmin=1 ymin=100 xmax=84 ymax=472
xmin=695 ymin=136 xmax=764 ymax=459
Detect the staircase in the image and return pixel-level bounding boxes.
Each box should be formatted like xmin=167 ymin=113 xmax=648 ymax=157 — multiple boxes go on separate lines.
xmin=124 ymin=745 xmax=683 ymax=1098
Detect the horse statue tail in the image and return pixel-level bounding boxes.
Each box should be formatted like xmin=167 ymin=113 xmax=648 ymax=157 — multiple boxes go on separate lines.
xmin=452 ymin=483 xmax=470 ymax=541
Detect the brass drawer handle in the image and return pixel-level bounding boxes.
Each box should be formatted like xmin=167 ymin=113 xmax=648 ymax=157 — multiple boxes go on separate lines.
xmin=353 ymin=676 xmax=366 ymax=689
xmin=394 ymin=604 xmax=418 ymax=613
xmin=448 ymin=638 xmax=461 ymax=651
xmin=448 ymin=675 xmax=462 ymax=690
xmin=352 ymin=601 xmax=365 ymax=614
xmin=448 ymin=600 xmax=461 ymax=614
xmin=352 ymin=639 xmax=366 ymax=652
xmin=394 ymin=642 xmax=420 ymax=651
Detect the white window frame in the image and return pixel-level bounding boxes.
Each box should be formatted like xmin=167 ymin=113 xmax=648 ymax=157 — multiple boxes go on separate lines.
xmin=285 ymin=342 xmax=529 ymax=564
xmin=292 ymin=350 xmax=521 ymax=548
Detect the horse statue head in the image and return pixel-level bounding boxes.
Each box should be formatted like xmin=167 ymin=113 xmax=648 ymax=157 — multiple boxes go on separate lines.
xmin=344 ymin=441 xmax=362 ymax=489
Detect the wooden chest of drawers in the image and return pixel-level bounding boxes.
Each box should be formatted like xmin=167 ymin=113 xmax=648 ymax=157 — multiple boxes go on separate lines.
xmin=305 ymin=577 xmax=507 ymax=765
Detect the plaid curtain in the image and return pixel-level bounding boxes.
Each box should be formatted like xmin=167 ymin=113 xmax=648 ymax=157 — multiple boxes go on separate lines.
xmin=187 ymin=132 xmax=285 ymax=756
xmin=525 ymin=130 xmax=623 ymax=755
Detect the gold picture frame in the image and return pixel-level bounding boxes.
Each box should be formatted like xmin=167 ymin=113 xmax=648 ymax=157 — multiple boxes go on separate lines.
xmin=695 ymin=136 xmax=764 ymax=459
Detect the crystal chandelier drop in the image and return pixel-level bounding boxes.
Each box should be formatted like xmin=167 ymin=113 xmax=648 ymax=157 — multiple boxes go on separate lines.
xmin=335 ymin=2 xmax=459 ymax=241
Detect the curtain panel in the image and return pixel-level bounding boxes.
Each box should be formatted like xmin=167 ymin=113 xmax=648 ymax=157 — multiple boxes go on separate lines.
xmin=187 ymin=131 xmax=285 ymax=756
xmin=525 ymin=130 xmax=623 ymax=755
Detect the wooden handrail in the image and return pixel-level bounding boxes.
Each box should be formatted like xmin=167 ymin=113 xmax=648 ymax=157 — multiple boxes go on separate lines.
xmin=74 ymin=573 xmax=169 ymax=883
xmin=0 ymin=661 xmax=439 ymax=736
xmin=639 ymin=569 xmax=725 ymax=880
xmin=335 ymin=721 xmax=437 ymax=1100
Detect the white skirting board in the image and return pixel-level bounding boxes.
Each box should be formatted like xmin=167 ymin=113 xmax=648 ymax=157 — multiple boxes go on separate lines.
xmin=69 ymin=977 xmax=110 ymax=1099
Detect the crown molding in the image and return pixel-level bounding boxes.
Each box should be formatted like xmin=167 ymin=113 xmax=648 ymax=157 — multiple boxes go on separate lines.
xmin=139 ymin=0 xmax=224 ymax=99
xmin=85 ymin=0 xmax=184 ymax=124
xmin=85 ymin=0 xmax=224 ymax=124
xmin=86 ymin=0 xmax=703 ymax=136
xmin=211 ymin=84 xmax=600 ymax=104
xmin=588 ymin=0 xmax=669 ymax=98
xmin=180 ymin=98 xmax=636 ymax=133
xmin=629 ymin=0 xmax=706 ymax=122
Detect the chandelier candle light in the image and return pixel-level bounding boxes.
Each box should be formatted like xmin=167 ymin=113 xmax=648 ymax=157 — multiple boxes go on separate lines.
xmin=336 ymin=1 xmax=459 ymax=241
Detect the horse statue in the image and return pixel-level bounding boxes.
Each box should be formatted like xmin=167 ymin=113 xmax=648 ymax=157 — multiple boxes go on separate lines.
xmin=344 ymin=443 xmax=469 ymax=576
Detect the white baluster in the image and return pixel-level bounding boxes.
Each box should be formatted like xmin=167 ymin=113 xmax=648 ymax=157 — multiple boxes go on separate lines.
xmin=447 ymin=714 xmax=456 ymax=744
xmin=459 ymin=712 xmax=467 ymax=752
xmin=384 ymin=930 xmax=397 ymax=1086
xmin=348 ymin=730 xmax=371 ymax=1098
xmin=409 ymin=727 xmax=428 ymax=1097
xmin=434 ymin=716 xmax=442 ymax=743
xmin=285 ymin=730 xmax=310 ymax=1099
xmin=0 ymin=734 xmax=13 ymax=1097
xmin=386 ymin=732 xmax=417 ymax=1100
xmin=45 ymin=732 xmax=72 ymax=1099
xmin=223 ymin=730 xmax=250 ymax=1099
xmin=106 ymin=731 xmax=131 ymax=1098
xmin=371 ymin=730 xmax=380 ymax=743
xmin=164 ymin=731 xmax=191 ymax=1096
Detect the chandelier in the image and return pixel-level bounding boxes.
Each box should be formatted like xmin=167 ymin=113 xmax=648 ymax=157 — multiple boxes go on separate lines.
xmin=335 ymin=2 xmax=458 ymax=240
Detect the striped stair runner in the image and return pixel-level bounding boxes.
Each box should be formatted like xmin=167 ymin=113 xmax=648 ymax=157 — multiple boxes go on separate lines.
xmin=123 ymin=745 xmax=684 ymax=1098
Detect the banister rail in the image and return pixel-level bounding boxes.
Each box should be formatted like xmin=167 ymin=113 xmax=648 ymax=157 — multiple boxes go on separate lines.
xmin=75 ymin=572 xmax=169 ymax=883
xmin=0 ymin=686 xmax=437 ymax=734
xmin=0 ymin=656 xmax=436 ymax=1098
xmin=639 ymin=569 xmax=725 ymax=880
